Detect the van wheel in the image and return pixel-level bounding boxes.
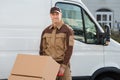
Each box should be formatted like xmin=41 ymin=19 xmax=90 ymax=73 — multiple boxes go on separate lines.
xmin=95 ymin=72 xmax=120 ymax=80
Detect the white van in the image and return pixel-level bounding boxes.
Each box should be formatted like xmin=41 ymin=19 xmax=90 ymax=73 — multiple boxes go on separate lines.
xmin=0 ymin=0 xmax=120 ymax=80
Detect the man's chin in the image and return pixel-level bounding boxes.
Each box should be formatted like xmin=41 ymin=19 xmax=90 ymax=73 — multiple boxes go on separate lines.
xmin=53 ymin=21 xmax=59 ymax=24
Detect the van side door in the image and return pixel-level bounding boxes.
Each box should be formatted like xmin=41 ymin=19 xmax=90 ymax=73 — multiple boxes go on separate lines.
xmin=55 ymin=2 xmax=104 ymax=77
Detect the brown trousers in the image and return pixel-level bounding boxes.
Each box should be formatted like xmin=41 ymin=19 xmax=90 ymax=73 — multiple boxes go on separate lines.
xmin=56 ymin=66 xmax=72 ymax=80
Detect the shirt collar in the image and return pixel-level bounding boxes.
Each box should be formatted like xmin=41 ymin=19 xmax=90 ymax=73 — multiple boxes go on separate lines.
xmin=49 ymin=20 xmax=64 ymax=30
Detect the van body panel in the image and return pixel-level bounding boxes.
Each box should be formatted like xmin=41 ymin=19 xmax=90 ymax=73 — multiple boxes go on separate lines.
xmin=104 ymin=39 xmax=120 ymax=68
xmin=71 ymin=40 xmax=104 ymax=76
xmin=0 ymin=0 xmax=51 ymax=78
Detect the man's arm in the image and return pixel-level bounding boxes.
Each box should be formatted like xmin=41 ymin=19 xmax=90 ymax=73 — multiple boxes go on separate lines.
xmin=39 ymin=31 xmax=46 ymax=55
xmin=62 ymin=27 xmax=74 ymax=68
xmin=57 ymin=26 xmax=74 ymax=76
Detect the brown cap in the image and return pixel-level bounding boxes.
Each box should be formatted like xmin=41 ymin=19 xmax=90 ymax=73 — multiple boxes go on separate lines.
xmin=50 ymin=6 xmax=61 ymax=14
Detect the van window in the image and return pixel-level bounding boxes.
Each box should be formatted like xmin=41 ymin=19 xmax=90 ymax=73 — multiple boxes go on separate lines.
xmin=56 ymin=3 xmax=85 ymax=42
xmin=83 ymin=11 xmax=97 ymax=44
xmin=56 ymin=2 xmax=97 ymax=44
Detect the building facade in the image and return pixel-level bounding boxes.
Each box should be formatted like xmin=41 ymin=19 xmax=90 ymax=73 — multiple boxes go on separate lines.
xmin=82 ymin=0 xmax=120 ymax=31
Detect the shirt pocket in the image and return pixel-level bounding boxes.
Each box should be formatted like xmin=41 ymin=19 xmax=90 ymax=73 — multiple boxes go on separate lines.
xmin=44 ymin=34 xmax=52 ymax=45
xmin=56 ymin=33 xmax=66 ymax=49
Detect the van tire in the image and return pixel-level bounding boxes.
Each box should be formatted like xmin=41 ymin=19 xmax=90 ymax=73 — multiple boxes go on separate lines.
xmin=94 ymin=72 xmax=120 ymax=80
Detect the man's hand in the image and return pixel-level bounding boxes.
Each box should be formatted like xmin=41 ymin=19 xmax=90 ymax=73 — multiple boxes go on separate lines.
xmin=105 ymin=41 xmax=110 ymax=46
xmin=57 ymin=65 xmax=66 ymax=76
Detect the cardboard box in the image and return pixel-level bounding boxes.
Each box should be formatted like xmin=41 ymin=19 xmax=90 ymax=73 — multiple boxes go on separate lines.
xmin=8 ymin=54 xmax=60 ymax=80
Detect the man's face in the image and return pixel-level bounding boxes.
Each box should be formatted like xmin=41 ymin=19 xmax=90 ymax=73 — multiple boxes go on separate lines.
xmin=50 ymin=12 xmax=62 ymax=24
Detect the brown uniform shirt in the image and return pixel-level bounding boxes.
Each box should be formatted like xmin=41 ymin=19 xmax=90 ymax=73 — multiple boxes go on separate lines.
xmin=39 ymin=23 xmax=74 ymax=66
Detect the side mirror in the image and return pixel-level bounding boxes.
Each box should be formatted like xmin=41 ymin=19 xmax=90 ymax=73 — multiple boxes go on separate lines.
xmin=103 ymin=24 xmax=111 ymax=45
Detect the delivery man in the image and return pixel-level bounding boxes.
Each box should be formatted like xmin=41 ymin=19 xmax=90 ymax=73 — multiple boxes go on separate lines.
xmin=39 ymin=6 xmax=74 ymax=80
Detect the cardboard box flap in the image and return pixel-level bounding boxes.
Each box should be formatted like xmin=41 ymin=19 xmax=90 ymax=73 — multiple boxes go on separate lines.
xmin=9 ymin=75 xmax=44 ymax=80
